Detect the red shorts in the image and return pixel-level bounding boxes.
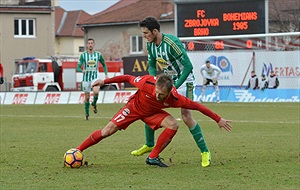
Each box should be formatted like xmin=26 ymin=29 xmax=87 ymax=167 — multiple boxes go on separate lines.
xmin=110 ymin=102 xmax=170 ymax=130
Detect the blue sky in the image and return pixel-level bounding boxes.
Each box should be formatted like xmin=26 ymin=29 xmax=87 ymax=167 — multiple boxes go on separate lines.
xmin=59 ymin=0 xmax=120 ymax=15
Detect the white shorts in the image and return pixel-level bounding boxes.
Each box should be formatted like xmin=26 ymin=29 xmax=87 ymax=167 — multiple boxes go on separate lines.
xmin=82 ymin=79 xmax=98 ymax=93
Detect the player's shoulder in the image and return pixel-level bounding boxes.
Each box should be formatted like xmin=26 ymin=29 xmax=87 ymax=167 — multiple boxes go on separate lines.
xmin=164 ymin=33 xmax=177 ymax=39
xmin=200 ymin=64 xmax=206 ymax=69
xmin=211 ymin=64 xmax=220 ymax=69
xmin=163 ymin=33 xmax=180 ymax=44
xmin=146 ymin=42 xmax=155 ymax=51
xmin=80 ymin=51 xmax=87 ymax=56
xmin=170 ymin=87 xmax=181 ymax=99
xmin=94 ymin=51 xmax=103 ymax=55
xmin=134 ymin=75 xmax=154 ymax=82
xmin=145 ymin=75 xmax=156 ymax=82
xmin=79 ymin=52 xmax=87 ymax=59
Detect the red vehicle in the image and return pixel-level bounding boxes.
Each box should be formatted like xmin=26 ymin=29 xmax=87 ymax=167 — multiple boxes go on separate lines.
xmin=12 ymin=56 xmax=123 ymax=91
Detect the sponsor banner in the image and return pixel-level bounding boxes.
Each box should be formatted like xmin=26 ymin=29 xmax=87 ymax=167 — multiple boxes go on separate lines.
xmin=4 ymin=92 xmax=36 ymax=104
xmin=188 ymin=50 xmax=300 ymax=89
xmin=194 ymin=86 xmax=230 ymax=102
xmin=103 ymin=90 xmax=136 ymax=103
xmin=0 ymin=92 xmax=6 ymax=105
xmin=195 ymin=87 xmax=299 ymax=102
xmin=69 ymin=91 xmax=105 ymax=104
xmin=2 ymin=88 xmax=298 ymax=104
xmin=228 ymin=89 xmax=299 ymax=102
xmin=123 ymin=56 xmax=163 ymax=88
xmin=35 ymin=92 xmax=70 ymax=104
xmin=122 ymin=56 xmax=148 ymax=88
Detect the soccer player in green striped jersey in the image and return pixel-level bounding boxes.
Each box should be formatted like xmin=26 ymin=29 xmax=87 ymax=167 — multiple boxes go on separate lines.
xmin=77 ymin=38 xmax=108 ymax=120
xmin=131 ymin=16 xmax=211 ymax=167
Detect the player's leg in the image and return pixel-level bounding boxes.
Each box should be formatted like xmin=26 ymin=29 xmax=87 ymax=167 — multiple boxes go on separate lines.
xmin=77 ymin=121 xmax=119 ymax=152
xmin=145 ymin=113 xmax=178 ymax=167
xmin=130 ymin=124 xmax=155 ymax=156
xmin=180 ymin=82 xmax=211 ymax=167
xmin=201 ymin=78 xmax=208 ymax=102
xmin=181 ymin=107 xmax=211 ymax=167
xmin=213 ymin=83 xmax=220 ymax=103
xmin=84 ymin=93 xmax=90 ymax=120
xmin=77 ymin=104 xmax=137 ymax=152
xmin=91 ymin=79 xmax=100 ymax=114
xmin=82 ymin=82 xmax=91 ymax=120
xmin=181 ymin=108 xmax=208 ymax=151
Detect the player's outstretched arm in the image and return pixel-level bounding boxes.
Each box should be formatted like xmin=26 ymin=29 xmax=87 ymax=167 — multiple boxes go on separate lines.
xmin=218 ymin=118 xmax=232 ymax=132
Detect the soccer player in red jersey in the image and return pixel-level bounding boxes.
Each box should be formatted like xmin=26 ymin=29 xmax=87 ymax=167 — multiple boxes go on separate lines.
xmin=76 ymin=74 xmax=232 ymax=167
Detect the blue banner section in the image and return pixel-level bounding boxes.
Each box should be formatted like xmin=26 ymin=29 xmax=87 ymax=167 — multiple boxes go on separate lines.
xmin=195 ymin=86 xmax=299 ymax=102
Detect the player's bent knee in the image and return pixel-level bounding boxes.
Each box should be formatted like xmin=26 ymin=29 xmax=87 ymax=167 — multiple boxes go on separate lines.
xmin=181 ymin=109 xmax=192 ymax=120
xmin=161 ymin=115 xmax=179 ymax=130
xmin=168 ymin=121 xmax=179 ymax=130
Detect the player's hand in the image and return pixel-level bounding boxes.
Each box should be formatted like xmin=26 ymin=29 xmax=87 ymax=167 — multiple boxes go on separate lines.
xmin=92 ymin=79 xmax=104 ymax=87
xmin=218 ymin=118 xmax=232 ymax=132
xmin=212 ymin=78 xmax=217 ymax=83
xmin=82 ymin=69 xmax=86 ymax=74
xmin=203 ymin=78 xmax=207 ymax=85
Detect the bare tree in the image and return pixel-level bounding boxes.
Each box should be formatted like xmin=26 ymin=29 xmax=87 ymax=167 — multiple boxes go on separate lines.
xmin=269 ymin=0 xmax=300 ymax=33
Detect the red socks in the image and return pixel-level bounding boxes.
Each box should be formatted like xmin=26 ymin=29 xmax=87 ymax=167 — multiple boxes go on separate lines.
xmin=76 ymin=128 xmax=177 ymax=158
xmin=77 ymin=130 xmax=103 ymax=152
xmin=149 ymin=128 xmax=177 ymax=158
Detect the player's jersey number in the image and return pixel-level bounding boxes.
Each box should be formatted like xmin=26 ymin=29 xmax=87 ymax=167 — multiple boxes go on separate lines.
xmin=114 ymin=114 xmax=125 ymax=122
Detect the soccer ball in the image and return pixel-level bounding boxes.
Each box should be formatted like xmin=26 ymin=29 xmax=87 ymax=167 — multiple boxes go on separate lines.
xmin=64 ymin=148 xmax=84 ymax=168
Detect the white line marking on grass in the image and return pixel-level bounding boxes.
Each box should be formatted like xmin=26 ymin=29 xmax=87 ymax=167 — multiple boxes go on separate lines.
xmin=203 ymin=102 xmax=300 ymax=108
xmin=0 ymin=114 xmax=112 ymax=119
xmin=231 ymin=120 xmax=299 ymax=124
xmin=1 ymin=114 xmax=299 ymax=124
xmin=194 ymin=118 xmax=299 ymax=124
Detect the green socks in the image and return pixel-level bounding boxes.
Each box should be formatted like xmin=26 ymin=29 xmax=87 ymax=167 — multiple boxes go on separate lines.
xmin=84 ymin=101 xmax=90 ymax=115
xmin=190 ymin=123 xmax=209 ymax=153
xmin=145 ymin=124 xmax=155 ymax=147
xmin=144 ymin=122 xmax=209 ymax=152
xmin=92 ymin=96 xmax=98 ymax=106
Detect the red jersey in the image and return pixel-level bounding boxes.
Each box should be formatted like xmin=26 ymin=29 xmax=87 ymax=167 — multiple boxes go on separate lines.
xmin=104 ymin=75 xmax=221 ymax=123
xmin=0 ymin=64 xmax=3 ymax=77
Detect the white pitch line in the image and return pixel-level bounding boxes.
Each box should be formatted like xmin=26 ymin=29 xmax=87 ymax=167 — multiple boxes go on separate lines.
xmin=1 ymin=114 xmax=299 ymax=124
xmin=200 ymin=102 xmax=300 ymax=109
xmin=0 ymin=114 xmax=112 ymax=119
xmin=230 ymin=119 xmax=299 ymax=124
xmin=193 ymin=119 xmax=299 ymax=124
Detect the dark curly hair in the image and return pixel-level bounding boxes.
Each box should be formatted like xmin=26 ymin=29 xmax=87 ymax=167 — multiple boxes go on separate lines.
xmin=139 ymin=16 xmax=160 ymax=32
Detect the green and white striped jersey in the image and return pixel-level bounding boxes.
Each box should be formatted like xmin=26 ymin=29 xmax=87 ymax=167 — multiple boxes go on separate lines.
xmin=77 ymin=51 xmax=108 ymax=82
xmin=147 ymin=33 xmax=194 ymax=89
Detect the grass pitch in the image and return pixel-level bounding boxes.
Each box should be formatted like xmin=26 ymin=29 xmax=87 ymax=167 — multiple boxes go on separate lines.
xmin=0 ymin=102 xmax=299 ymax=189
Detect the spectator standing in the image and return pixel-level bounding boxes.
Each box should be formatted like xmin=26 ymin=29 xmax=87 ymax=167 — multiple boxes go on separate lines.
xmin=268 ymin=71 xmax=279 ymax=89
xmin=246 ymin=71 xmax=259 ymax=90
xmin=259 ymin=74 xmax=268 ymax=91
